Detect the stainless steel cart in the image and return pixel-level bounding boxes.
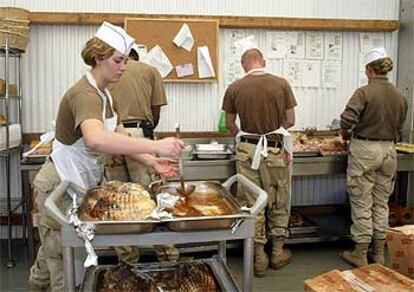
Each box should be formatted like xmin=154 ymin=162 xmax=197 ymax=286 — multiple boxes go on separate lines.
xmin=46 ymin=174 xmax=267 ymax=292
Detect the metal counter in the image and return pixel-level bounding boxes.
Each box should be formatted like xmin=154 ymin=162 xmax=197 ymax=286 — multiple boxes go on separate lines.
xmin=175 ymin=153 xmax=414 ymax=180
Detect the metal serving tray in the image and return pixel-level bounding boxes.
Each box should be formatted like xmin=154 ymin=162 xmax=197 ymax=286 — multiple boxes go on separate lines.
xmin=45 ymin=175 xmax=267 ymax=234
xmin=293 ymin=150 xmax=320 ymax=157
xmin=80 ymin=258 xmax=240 ymax=292
xmin=157 ymin=180 xmax=264 ymax=232
xmin=44 ymin=182 xmax=160 ymax=235
xmin=192 ymin=149 xmax=234 ymax=160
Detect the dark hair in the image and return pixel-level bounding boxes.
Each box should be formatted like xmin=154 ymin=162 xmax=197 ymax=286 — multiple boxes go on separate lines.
xmin=367 ymin=57 xmax=393 ymax=75
xmin=129 ymin=48 xmax=139 ymax=61
xmin=81 ymin=37 xmax=115 ymax=67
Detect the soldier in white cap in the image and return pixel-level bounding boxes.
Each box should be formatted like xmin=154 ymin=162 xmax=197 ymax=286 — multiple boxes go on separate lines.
xmin=29 ymin=22 xmax=184 ymax=291
xmin=340 ymin=47 xmax=407 ymax=267
xmin=222 ymin=47 xmax=297 ymax=277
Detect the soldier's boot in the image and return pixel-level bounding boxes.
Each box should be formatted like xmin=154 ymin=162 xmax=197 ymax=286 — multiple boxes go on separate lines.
xmin=369 ymin=239 xmax=386 ymax=264
xmin=254 ymin=244 xmax=269 ymax=277
xmin=341 ymin=242 xmax=369 ymax=267
xmin=155 ymin=245 xmax=180 ymax=262
xmin=270 ymin=239 xmax=292 ymax=270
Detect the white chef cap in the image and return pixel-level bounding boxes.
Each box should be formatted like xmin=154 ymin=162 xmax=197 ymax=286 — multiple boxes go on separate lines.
xmin=364 ymin=47 xmax=388 ymax=66
xmin=95 ymin=21 xmax=135 ymax=56
xmin=235 ymin=35 xmax=263 ymax=57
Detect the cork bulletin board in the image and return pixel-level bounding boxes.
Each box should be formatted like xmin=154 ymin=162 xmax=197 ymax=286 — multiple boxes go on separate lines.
xmin=125 ymin=18 xmax=219 ymax=82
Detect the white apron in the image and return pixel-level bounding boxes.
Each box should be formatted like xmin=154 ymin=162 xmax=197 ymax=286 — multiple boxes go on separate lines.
xmin=51 ymin=71 xmax=118 ymax=190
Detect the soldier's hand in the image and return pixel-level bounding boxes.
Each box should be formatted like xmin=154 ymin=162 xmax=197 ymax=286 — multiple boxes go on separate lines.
xmin=156 ymin=137 xmax=185 ymax=157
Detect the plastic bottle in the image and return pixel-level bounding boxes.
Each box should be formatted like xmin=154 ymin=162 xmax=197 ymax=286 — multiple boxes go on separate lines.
xmin=218 ymin=111 xmax=228 ymax=133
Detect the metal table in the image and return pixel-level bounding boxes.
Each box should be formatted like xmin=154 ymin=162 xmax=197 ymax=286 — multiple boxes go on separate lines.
xmin=61 ymin=221 xmax=254 ymax=292
xmin=45 ymin=174 xmax=267 ymax=292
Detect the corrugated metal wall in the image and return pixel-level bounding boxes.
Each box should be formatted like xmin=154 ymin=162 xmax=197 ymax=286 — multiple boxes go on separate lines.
xmin=0 ymin=0 xmax=401 ymax=19
xmin=0 ymin=0 xmax=402 ymax=237
xmin=13 ymin=28 xmax=398 ymax=132
xmin=0 ymin=0 xmax=401 ymax=132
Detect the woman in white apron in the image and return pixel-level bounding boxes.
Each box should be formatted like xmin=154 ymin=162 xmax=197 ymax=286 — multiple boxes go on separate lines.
xmin=29 ymin=22 xmax=184 ymax=292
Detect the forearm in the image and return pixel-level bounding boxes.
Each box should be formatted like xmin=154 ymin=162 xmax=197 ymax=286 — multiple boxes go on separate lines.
xmin=127 ymin=153 xmax=156 ymax=167
xmin=225 ymin=113 xmax=239 ymax=136
xmin=282 ymin=108 xmax=295 ymax=129
xmin=228 ymin=123 xmax=239 ymax=136
xmin=151 ymin=106 xmax=161 ymax=128
xmin=82 ymin=121 xmax=158 ymax=156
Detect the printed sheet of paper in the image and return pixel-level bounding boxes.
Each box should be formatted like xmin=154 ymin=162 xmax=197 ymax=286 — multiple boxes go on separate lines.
xmin=360 ymin=32 xmax=385 ymax=54
xmin=225 ymin=58 xmax=244 ymax=86
xmin=306 ymin=32 xmax=324 ymax=60
xmin=141 ymin=45 xmax=173 ymax=78
xmin=175 ymin=63 xmax=194 ymax=78
xmin=135 ymin=44 xmax=147 ymax=59
xmin=173 ymin=23 xmax=194 ymax=51
xmin=197 ymin=46 xmax=215 ymax=78
xmin=284 ymin=59 xmax=303 ymax=86
xmin=325 ymin=32 xmax=342 ymax=60
xmin=234 ymin=35 xmax=258 ymax=57
xmin=286 ymin=32 xmax=305 ymax=59
xmin=302 ymin=60 xmax=321 ymax=87
xmin=266 ymin=31 xmax=288 ymax=59
xmin=226 ymin=30 xmax=245 ymax=57
xmin=322 ymin=61 xmax=341 ymax=88
xmin=224 ymin=30 xmax=246 ymax=86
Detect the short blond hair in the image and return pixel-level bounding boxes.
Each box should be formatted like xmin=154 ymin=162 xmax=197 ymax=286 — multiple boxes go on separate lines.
xmin=81 ymin=37 xmax=115 ymax=67
xmin=241 ymin=48 xmax=264 ymax=64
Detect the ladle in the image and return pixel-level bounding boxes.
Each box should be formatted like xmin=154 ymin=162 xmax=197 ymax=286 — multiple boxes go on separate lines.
xmin=175 ymin=123 xmax=195 ymax=196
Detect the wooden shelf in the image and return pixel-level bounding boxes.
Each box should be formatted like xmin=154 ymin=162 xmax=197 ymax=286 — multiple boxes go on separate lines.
xmin=29 ymin=12 xmax=399 ymax=32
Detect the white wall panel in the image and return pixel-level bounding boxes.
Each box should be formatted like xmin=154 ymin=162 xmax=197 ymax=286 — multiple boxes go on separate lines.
xmin=18 ymin=25 xmax=398 ymax=132
xmin=0 ymin=0 xmax=401 ymax=132
xmin=0 ymin=0 xmax=400 ymax=19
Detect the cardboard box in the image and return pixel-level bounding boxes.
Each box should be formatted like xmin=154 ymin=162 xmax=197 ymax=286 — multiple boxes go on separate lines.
xmin=304 ymin=270 xmax=356 ymax=292
xmin=386 ymin=225 xmax=414 ymax=279
xmin=305 ymin=264 xmax=414 ymax=292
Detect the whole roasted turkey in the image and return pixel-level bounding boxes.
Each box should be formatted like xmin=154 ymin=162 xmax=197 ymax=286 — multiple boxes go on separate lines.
xmin=78 ymin=181 xmax=156 ymax=221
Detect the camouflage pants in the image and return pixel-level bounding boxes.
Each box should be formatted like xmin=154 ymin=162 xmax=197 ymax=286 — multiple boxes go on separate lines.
xmin=29 ymin=161 xmax=65 ymax=292
xmin=347 ymin=139 xmax=397 ymax=243
xmin=235 ymin=142 xmax=291 ymax=244
xmin=114 ymin=127 xmax=178 ymax=262
xmin=124 ymin=127 xmax=153 ymax=187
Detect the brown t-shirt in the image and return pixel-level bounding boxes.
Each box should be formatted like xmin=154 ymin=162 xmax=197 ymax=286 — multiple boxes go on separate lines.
xmin=109 ymin=61 xmax=167 ymax=124
xmin=55 ymin=76 xmax=121 ymax=145
xmin=340 ymin=76 xmax=407 ymax=140
xmin=222 ymin=73 xmax=297 ymax=141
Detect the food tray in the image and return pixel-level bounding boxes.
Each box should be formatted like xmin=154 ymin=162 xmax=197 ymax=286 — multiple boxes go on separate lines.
xmin=293 ymin=150 xmax=320 ymax=157
xmin=45 ymin=175 xmax=267 ymax=234
xmin=192 ymin=149 xmax=234 ymax=160
xmin=195 ymin=143 xmax=227 ymax=151
xmin=80 ymin=258 xmax=240 ymax=292
xmin=158 ymin=181 xmax=250 ymax=231
xmin=45 ymin=182 xmax=159 ymax=235
xmin=289 ymin=213 xmax=320 ymax=235
xmin=319 ymin=149 xmax=348 ymax=156
xmin=396 ymin=143 xmax=414 ymax=154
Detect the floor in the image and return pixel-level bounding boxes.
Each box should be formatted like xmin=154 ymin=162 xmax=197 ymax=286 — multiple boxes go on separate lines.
xmin=0 ymin=239 xmax=367 ymax=292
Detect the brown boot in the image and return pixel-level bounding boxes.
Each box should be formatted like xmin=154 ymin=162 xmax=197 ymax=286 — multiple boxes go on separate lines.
xmin=369 ymin=239 xmax=386 ymax=264
xmin=254 ymin=244 xmax=269 ymax=277
xmin=270 ymin=239 xmax=292 ymax=270
xmin=342 ymin=242 xmax=369 ymax=267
